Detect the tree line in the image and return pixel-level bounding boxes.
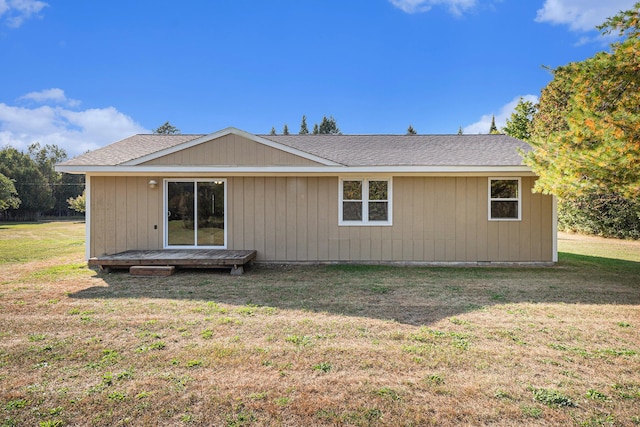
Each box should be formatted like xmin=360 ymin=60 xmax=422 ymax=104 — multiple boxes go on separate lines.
xmin=0 ymin=144 xmax=85 ymax=221
xmin=270 ymin=116 xmax=500 ymax=136
xmin=270 ymin=115 xmax=342 ymax=135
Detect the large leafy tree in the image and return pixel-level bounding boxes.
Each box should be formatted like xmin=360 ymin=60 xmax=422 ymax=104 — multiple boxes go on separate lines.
xmin=526 ymin=3 xmax=640 ymax=199
xmin=0 ymin=173 xmax=20 ymax=212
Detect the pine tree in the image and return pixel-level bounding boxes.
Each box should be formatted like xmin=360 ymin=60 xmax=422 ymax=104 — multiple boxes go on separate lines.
xmin=318 ymin=116 xmax=341 ymax=134
xmin=489 ymin=115 xmax=499 ymax=134
xmin=270 ymin=127 xmax=277 ymax=135
xmin=457 ymin=126 xmax=463 ymax=135
xmin=407 ymin=125 xmax=417 ymax=135
xmin=299 ymin=115 xmax=309 ymax=134
xmin=283 ymin=124 xmax=289 ymax=135
xmin=153 ymin=121 xmax=180 ymax=135
xmin=503 ymin=98 xmax=536 ymax=141
xmin=312 ymin=124 xmax=319 ymax=135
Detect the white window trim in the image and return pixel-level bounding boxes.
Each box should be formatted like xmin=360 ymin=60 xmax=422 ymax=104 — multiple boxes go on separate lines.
xmin=339 ymin=177 xmax=393 ymax=226
xmin=164 ymin=178 xmax=228 ymax=249
xmin=488 ymin=177 xmax=521 ymax=221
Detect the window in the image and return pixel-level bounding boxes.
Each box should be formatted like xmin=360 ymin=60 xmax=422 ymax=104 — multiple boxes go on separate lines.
xmin=340 ymin=178 xmax=392 ymax=225
xmin=489 ymin=178 xmax=521 ymax=221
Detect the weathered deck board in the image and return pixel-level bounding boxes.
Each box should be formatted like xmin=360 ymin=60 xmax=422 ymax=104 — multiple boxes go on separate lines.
xmin=89 ymin=249 xmax=257 ymax=271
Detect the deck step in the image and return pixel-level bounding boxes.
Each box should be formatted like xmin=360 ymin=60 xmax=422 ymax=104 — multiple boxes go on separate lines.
xmin=130 ymin=265 xmax=175 ymax=276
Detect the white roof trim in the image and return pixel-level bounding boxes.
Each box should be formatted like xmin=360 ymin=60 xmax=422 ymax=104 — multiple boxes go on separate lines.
xmin=57 ymin=165 xmax=534 ymax=174
xmin=121 ymin=127 xmax=342 ymax=167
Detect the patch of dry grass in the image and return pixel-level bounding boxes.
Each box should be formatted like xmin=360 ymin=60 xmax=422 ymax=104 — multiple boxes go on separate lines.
xmin=1 ymin=223 xmax=639 ymax=426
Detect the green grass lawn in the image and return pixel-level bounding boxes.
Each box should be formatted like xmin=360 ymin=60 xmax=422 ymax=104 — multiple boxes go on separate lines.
xmin=0 ymin=222 xmax=639 ymax=426
xmin=0 ymin=221 xmax=85 ymax=264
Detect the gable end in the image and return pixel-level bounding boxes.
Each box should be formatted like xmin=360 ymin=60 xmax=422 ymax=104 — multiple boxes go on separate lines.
xmin=127 ymin=127 xmax=340 ymax=167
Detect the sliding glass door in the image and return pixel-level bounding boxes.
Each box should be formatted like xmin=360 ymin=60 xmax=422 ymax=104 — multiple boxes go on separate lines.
xmin=165 ymin=179 xmax=226 ymax=248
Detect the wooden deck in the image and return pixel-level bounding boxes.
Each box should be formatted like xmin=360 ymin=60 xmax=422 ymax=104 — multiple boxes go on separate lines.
xmin=89 ymin=249 xmax=257 ymax=275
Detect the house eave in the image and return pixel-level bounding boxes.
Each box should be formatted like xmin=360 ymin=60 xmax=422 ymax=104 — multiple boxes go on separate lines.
xmin=55 ymin=165 xmax=535 ymax=176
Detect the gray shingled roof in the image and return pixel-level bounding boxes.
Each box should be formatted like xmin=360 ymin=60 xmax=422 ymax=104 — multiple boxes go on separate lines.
xmin=263 ymin=134 xmax=531 ymax=166
xmin=61 ymin=134 xmax=203 ymax=166
xmin=59 ymin=132 xmax=531 ymax=167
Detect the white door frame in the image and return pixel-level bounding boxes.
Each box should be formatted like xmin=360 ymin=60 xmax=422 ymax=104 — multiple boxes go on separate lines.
xmin=163 ymin=178 xmax=227 ymax=249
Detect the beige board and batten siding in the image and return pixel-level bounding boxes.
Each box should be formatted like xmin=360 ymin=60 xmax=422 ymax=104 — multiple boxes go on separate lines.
xmin=89 ymin=175 xmax=553 ymax=262
xmin=227 ymin=175 xmax=554 ymax=263
xmin=90 ymin=176 xmax=163 ymax=257
xmin=140 ymin=133 xmax=323 ymax=166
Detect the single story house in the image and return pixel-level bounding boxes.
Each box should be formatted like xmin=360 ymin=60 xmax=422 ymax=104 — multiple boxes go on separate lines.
xmin=56 ymin=127 xmax=557 ymax=266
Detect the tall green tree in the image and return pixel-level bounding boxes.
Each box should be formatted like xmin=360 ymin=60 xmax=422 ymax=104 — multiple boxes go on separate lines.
xmin=489 ymin=115 xmax=499 ymax=134
xmin=299 ymin=115 xmax=309 ymax=134
xmin=457 ymin=126 xmax=463 ymax=135
xmin=0 ymin=173 xmax=20 ymax=212
xmin=312 ymin=123 xmax=319 ymax=135
xmin=283 ymin=124 xmax=290 ymax=135
xmin=270 ymin=127 xmax=277 ymax=135
xmin=407 ymin=125 xmax=417 ymax=135
xmin=153 ymin=121 xmax=180 ymax=134
xmin=526 ymin=2 xmax=640 ymax=199
xmin=318 ymin=116 xmax=341 ymax=134
xmin=503 ymin=98 xmax=537 ymax=141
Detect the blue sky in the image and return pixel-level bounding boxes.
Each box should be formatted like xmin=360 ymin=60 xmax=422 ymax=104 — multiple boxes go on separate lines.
xmin=0 ymin=0 xmax=636 ymax=157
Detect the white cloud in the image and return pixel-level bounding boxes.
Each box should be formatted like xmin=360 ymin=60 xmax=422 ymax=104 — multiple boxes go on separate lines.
xmin=389 ymin=0 xmax=477 ymax=15
xmin=535 ymin=0 xmax=637 ymax=32
xmin=0 ymin=92 xmax=149 ymax=157
xmin=19 ymin=88 xmax=80 ymax=107
xmin=463 ymin=94 xmax=538 ymax=135
xmin=0 ymin=0 xmax=47 ymax=28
